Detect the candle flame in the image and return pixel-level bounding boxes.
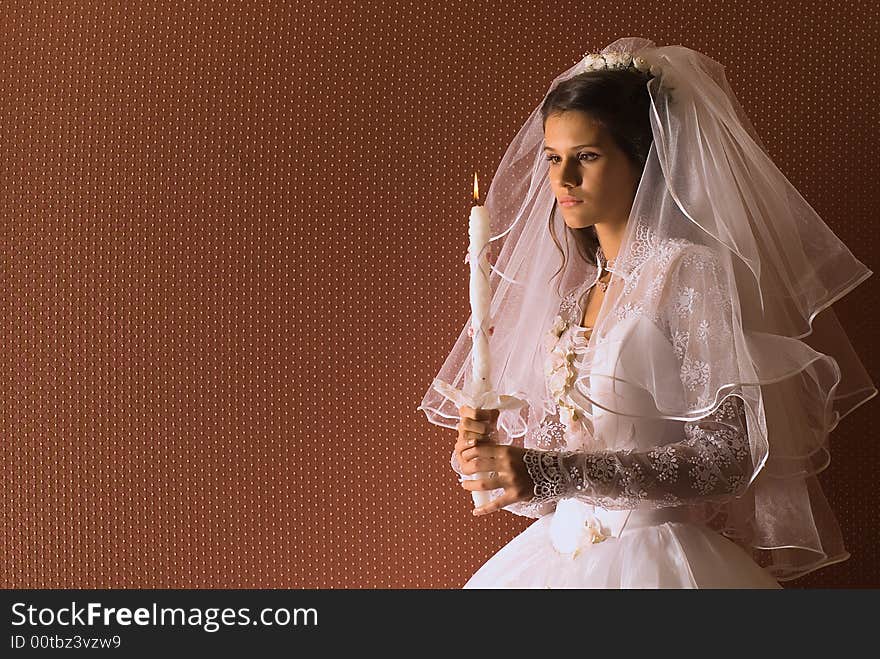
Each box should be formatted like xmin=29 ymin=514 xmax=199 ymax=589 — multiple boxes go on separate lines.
xmin=473 ymin=172 xmax=479 ymax=204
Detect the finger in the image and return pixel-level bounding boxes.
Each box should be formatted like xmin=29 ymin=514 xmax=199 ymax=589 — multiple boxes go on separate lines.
xmin=459 ymin=470 xmax=500 ymax=491
xmin=457 ymin=423 xmax=486 ymax=438
xmin=456 ymin=431 xmax=498 ymax=446
xmin=456 ymin=433 xmax=490 ymax=455
xmin=473 ymin=490 xmax=518 ymax=516
xmin=455 ymin=441 xmax=485 ymax=469
xmin=472 ymin=408 xmax=499 ymax=422
xmin=459 ymin=406 xmax=499 ymax=424
xmin=458 ymin=457 xmax=498 ymax=476
xmin=460 ymin=445 xmax=496 ymax=462
xmin=458 ymin=418 xmax=489 ymax=434
xmin=458 ymin=429 xmax=492 ymax=444
xmin=454 ymin=437 xmax=473 ymax=455
xmin=472 ymin=501 xmax=499 ymax=516
xmin=455 ymin=433 xmax=492 ymax=453
xmin=459 ymin=405 xmax=476 ymax=419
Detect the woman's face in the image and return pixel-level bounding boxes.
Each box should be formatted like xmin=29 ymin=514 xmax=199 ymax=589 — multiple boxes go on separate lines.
xmin=543 ymin=110 xmax=642 ymax=230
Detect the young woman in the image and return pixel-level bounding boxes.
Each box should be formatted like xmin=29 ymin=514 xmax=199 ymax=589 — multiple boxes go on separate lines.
xmin=420 ymin=37 xmax=876 ymax=588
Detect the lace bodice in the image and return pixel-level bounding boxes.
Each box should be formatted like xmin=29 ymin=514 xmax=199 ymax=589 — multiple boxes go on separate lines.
xmin=450 ymin=243 xmax=753 ymax=520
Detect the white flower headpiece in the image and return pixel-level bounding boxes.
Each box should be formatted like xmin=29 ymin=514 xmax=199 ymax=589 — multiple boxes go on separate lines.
xmin=578 ymin=50 xmax=682 ymax=99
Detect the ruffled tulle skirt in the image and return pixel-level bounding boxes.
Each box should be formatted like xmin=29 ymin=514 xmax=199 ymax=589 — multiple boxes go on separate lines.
xmin=463 ymin=498 xmax=782 ymax=589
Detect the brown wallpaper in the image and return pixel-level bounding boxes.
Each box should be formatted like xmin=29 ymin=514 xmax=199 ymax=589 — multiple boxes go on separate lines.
xmin=1 ymin=0 xmax=877 ymax=589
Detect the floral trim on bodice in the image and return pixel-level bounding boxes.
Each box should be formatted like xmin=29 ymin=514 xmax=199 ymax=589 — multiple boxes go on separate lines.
xmin=543 ymin=310 xmax=592 ymax=442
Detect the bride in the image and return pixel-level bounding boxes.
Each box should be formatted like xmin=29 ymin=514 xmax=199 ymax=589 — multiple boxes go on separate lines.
xmin=419 ymin=38 xmax=876 ymax=588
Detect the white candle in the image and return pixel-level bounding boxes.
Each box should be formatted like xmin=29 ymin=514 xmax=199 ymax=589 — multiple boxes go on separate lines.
xmin=425 ymin=172 xmax=527 ymax=512
xmin=467 ymin=172 xmax=494 ymax=509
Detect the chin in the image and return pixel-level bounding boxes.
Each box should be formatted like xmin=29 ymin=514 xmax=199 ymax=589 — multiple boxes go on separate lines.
xmin=563 ymin=215 xmax=595 ymax=230
xmin=560 ymin=204 xmax=592 ymax=226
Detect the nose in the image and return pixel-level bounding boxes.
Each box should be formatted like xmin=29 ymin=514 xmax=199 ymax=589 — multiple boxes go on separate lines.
xmin=552 ymin=160 xmax=581 ymax=189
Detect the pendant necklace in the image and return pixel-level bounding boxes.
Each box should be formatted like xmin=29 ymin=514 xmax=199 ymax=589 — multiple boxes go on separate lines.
xmin=595 ymin=245 xmax=617 ymax=292
xmin=578 ymin=245 xmax=618 ymax=333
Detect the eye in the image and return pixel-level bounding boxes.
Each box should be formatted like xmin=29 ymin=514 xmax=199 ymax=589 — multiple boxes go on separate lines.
xmin=545 ymin=152 xmax=599 ymax=164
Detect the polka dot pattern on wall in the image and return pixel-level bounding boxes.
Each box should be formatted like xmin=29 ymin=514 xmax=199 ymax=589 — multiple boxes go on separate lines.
xmin=1 ymin=0 xmax=876 ymax=588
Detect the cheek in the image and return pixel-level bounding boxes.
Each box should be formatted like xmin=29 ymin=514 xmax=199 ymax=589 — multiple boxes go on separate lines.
xmin=578 ymin=170 xmax=602 ymax=199
xmin=586 ymin=164 xmax=608 ymax=184
xmin=592 ymin=168 xmax=620 ymax=200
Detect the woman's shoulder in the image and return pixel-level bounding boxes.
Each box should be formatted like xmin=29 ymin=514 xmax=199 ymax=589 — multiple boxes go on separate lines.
xmin=622 ymin=214 xmax=724 ymax=278
xmin=622 ymin=239 xmax=727 ymax=336
xmin=640 ymin=239 xmax=723 ymax=293
xmin=672 ymin=242 xmax=723 ymax=269
xmin=660 ymin=243 xmax=729 ymax=302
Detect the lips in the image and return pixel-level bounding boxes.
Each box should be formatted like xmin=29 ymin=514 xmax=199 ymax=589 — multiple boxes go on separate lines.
xmin=559 ymin=198 xmax=584 ymax=206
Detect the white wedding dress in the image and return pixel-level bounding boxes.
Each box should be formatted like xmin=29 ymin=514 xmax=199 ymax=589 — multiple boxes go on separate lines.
xmin=456 ymin=247 xmax=783 ymax=589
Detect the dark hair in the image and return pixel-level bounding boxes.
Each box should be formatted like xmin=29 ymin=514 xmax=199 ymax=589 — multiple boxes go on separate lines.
xmin=541 ymin=68 xmax=653 ymax=285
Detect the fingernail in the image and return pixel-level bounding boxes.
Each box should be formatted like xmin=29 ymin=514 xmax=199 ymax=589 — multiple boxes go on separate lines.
xmin=468 ymin=439 xmax=475 ymax=446
xmin=472 ymin=509 xmax=482 ymax=516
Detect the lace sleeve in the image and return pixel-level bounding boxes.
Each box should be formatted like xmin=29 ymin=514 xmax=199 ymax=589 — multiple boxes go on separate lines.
xmin=522 ymin=395 xmax=752 ymax=510
xmin=662 ymin=244 xmax=739 ymax=413
xmin=500 ymin=410 xmax=575 ymax=518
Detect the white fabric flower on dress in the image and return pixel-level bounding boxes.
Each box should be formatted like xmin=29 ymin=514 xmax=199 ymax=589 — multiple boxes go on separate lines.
xmin=544 ymin=352 xmax=560 ymax=377
xmin=558 ymin=402 xmax=585 ymax=427
xmin=542 ymin=308 xmax=599 ymax=442
xmin=584 ymin=517 xmax=610 ymax=544
xmin=544 ymin=315 xmax=569 ymax=352
xmin=547 ymin=362 xmax=574 ymax=398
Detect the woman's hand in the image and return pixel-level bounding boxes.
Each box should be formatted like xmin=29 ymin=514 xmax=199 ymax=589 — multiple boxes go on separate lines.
xmin=455 ymin=405 xmax=535 ymax=516
xmin=456 ymin=404 xmax=499 ymax=442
